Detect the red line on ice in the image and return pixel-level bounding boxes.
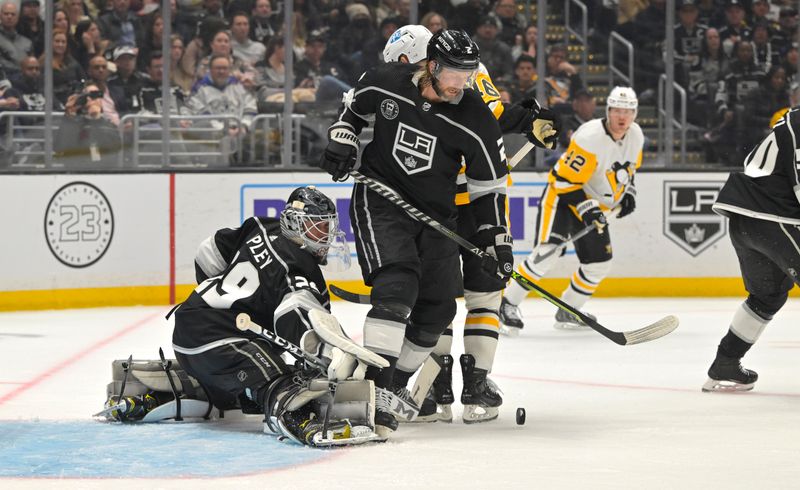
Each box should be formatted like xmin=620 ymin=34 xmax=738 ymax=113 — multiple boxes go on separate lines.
xmin=0 ymin=310 xmax=164 ymax=407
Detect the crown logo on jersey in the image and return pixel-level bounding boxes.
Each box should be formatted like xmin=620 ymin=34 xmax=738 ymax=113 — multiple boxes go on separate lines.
xmin=663 ymin=181 xmax=726 ymax=257
xmin=404 ymin=156 xmax=418 ymax=169
xmin=683 ymin=223 xmax=706 ymax=243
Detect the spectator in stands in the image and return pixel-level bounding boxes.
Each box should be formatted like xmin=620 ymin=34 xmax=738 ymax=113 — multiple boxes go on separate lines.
xmin=169 ymin=34 xmax=194 ymax=94
xmin=10 ymin=56 xmax=44 ymax=111
xmin=97 ymin=0 xmax=143 ymax=50
xmin=743 ymin=64 xmax=789 ymax=148
xmin=772 ymin=7 xmax=798 ymax=55
xmin=193 ymin=30 xmax=257 ymax=91
xmin=250 ymin=0 xmax=278 ymax=45
xmin=751 ymin=22 xmax=779 ymax=73
xmin=289 ymin=11 xmax=309 ymax=60
xmin=695 ymin=0 xmax=718 ymax=28
xmin=54 ymin=82 xmax=123 ymax=168
xmin=139 ymin=51 xmax=187 ymax=117
xmin=186 ymin=54 xmax=257 ymax=164
xmin=489 ymin=0 xmax=526 ymax=48
xmin=558 ymin=88 xmax=596 ymax=149
xmin=137 ymin=12 xmax=164 ymax=72
xmin=689 ymin=27 xmax=729 ymax=127
xmin=54 ymin=8 xmax=70 ymax=34
xmin=712 ymin=40 xmax=765 ymax=164
xmin=47 ymin=29 xmax=84 ymax=107
xmin=85 ymin=54 xmax=122 ymax=126
xmin=783 ymin=43 xmax=798 ymax=85
xmin=202 ymin=0 xmax=225 ymax=19
xmin=17 ymin=0 xmax=42 ymax=57
xmin=256 ymin=35 xmax=285 ymax=91
xmin=543 ymin=43 xmax=583 ymax=110
xmin=719 ymin=0 xmax=751 ymax=57
xmin=769 ymin=82 xmax=800 ymax=128
xmin=108 ymin=44 xmax=146 ymax=118
xmin=181 ymin=16 xmax=228 ymax=85
xmin=358 ymin=16 xmax=401 ymax=76
xmin=472 ymin=15 xmax=513 ymax=84
xmin=421 ymin=11 xmax=446 ymax=34
xmin=508 ymin=54 xmax=536 ymax=103
xmin=0 ymin=2 xmax=32 ymax=77
xmin=294 ymin=31 xmax=351 ymax=103
xmin=749 ymin=0 xmax=778 ymax=31
xmin=617 ymin=0 xmax=649 ymax=28
xmin=231 ymin=12 xmax=266 ymax=66
xmin=511 ymin=25 xmax=537 ymax=62
xmin=630 ymin=0 xmax=667 ymax=97
xmin=448 ymin=0 xmax=486 ymax=34
xmin=673 ymin=0 xmax=707 ymax=90
xmin=73 ymin=20 xmax=109 ymax=71
xmin=63 ymin=0 xmax=91 ymax=34
xmin=338 ymin=3 xmax=377 ymax=60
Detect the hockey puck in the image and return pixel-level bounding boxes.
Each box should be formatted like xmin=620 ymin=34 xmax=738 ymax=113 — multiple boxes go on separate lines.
xmin=516 ymin=407 xmax=526 ymax=425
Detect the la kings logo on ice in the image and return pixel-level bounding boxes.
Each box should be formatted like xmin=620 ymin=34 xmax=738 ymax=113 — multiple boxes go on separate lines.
xmin=663 ymin=181 xmax=726 ymax=257
xmin=392 ymin=123 xmax=436 ymax=175
xmin=44 ymin=182 xmax=114 ymax=268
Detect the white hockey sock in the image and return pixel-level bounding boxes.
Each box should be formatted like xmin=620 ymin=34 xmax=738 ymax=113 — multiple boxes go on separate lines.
xmin=463 ymin=290 xmax=502 ymax=372
xmin=730 ymin=302 xmax=770 ymax=344
xmin=560 ymin=261 xmax=611 ymax=310
xmin=433 ymin=324 xmax=453 ymax=357
xmin=396 ymin=337 xmax=434 ymax=375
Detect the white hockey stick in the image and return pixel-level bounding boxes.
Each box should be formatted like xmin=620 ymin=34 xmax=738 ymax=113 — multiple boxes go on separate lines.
xmin=507 ymin=141 xmax=535 ymax=169
xmin=235 ymin=313 xmax=329 ymax=371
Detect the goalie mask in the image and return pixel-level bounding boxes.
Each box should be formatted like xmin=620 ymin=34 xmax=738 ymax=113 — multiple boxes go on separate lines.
xmin=426 ymin=29 xmax=479 ymax=101
xmin=280 ymin=186 xmax=350 ymax=269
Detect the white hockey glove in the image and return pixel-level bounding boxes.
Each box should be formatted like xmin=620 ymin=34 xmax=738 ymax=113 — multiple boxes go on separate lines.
xmin=301 ymin=310 xmax=389 ymax=382
xmin=576 ymin=199 xmax=607 ymax=233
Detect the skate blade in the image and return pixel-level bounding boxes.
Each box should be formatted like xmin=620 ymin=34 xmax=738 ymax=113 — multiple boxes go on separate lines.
xmin=93 ymin=402 xmax=126 ymax=420
xmin=701 ymin=378 xmax=755 ymax=393
xmin=499 ymin=325 xmax=522 ymax=337
xmin=309 ymin=425 xmax=386 ymax=447
xmin=437 ymin=404 xmax=453 ymax=423
xmin=462 ymin=405 xmax=499 ymax=424
xmin=553 ymin=321 xmax=591 ymax=331
xmin=374 ymin=424 xmax=395 ymax=440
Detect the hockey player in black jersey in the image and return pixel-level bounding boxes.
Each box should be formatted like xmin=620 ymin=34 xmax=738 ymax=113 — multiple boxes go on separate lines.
xmin=318 ymin=30 xmax=513 ymax=436
xmin=703 ymin=108 xmax=800 ymax=393
xmin=382 ymin=24 xmax=560 ymax=424
xmin=167 ymin=186 xmax=387 ymax=446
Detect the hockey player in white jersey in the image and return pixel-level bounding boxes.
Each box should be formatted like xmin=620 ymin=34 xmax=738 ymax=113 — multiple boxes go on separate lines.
xmin=383 ymin=25 xmax=560 ymax=423
xmin=499 ymin=86 xmax=643 ymax=332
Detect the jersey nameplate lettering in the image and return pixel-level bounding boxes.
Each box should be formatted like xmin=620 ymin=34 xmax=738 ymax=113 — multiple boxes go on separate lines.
xmin=392 ymin=122 xmax=437 ymax=175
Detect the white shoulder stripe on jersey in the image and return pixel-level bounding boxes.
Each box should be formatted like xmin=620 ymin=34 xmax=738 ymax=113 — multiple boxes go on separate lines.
xmin=712 ymin=202 xmax=800 ymax=226
xmin=354 ymin=86 xmax=416 ymax=107
xmin=434 ymin=113 xmax=498 ymax=180
xmin=172 ymin=337 xmax=248 ymax=355
xmin=466 ymin=175 xmax=507 ymax=201
xmin=274 ymin=288 xmax=327 ymax=321
xmin=195 ymin=235 xmax=226 ymax=279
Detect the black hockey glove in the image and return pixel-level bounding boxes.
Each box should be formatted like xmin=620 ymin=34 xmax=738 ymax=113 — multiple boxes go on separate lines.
xmin=519 ymin=98 xmax=560 ymax=149
xmin=617 ymin=191 xmax=636 ymax=219
xmin=576 ymin=199 xmax=607 ymax=234
xmin=472 ymin=227 xmax=514 ymax=281
xmin=319 ymin=123 xmax=359 ymax=182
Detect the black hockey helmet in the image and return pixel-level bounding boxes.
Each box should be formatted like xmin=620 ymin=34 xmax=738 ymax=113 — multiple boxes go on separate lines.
xmin=280 ymin=186 xmax=350 ymax=267
xmin=427 ymin=29 xmax=480 ymax=72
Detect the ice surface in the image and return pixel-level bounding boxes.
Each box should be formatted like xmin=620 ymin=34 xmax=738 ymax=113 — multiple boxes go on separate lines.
xmin=1 ymin=298 xmax=799 ymax=489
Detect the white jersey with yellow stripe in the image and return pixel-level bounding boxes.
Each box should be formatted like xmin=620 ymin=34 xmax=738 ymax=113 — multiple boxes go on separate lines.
xmin=550 ymin=118 xmax=644 ymax=208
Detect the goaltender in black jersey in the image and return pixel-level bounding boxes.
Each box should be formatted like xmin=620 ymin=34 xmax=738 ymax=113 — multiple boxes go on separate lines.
xmin=703 ymin=107 xmax=800 ymax=393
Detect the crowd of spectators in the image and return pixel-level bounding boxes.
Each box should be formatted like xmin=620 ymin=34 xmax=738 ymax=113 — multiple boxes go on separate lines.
xmin=0 ymin=0 xmax=796 ymax=167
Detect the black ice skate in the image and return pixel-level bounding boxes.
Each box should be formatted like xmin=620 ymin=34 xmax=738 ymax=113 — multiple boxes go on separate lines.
xmin=499 ymin=297 xmax=524 ymax=336
xmin=431 ymin=354 xmax=455 ymax=423
xmin=391 ymin=384 xmax=439 ymax=423
xmin=554 ymin=308 xmax=596 ymax=330
xmin=374 ymin=387 xmax=399 ymax=436
xmin=460 ymin=354 xmax=502 ymax=424
xmin=702 ymin=355 xmax=758 ymax=392
xmin=97 ymin=393 xmax=159 ymax=422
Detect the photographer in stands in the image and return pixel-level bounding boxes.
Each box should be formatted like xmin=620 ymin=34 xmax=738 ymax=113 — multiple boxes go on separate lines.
xmin=54 ymin=82 xmax=122 ymax=168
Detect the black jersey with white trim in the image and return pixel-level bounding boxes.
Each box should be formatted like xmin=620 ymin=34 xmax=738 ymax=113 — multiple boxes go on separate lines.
xmin=714 ymin=108 xmax=800 ymax=225
xmin=339 ymin=63 xmax=509 ymax=229
xmin=173 ymin=217 xmax=331 ymax=354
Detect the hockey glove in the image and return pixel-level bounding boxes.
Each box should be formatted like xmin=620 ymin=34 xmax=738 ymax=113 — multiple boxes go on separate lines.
xmin=472 ymin=227 xmax=514 ymax=280
xmin=319 ymin=122 xmax=359 ymax=182
xmin=617 ymin=190 xmax=636 ymax=219
xmin=576 ymin=199 xmax=607 ymax=234
xmin=520 ymin=98 xmax=560 ymax=149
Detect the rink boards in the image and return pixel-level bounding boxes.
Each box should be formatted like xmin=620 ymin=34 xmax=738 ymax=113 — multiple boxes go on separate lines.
xmin=0 ymin=171 xmax=786 ymax=310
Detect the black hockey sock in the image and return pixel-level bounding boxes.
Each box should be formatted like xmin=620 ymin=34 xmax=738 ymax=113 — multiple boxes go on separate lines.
xmin=392 ymin=368 xmax=414 ymax=389
xmin=366 ymin=356 xmax=398 ymax=389
xmin=718 ymin=330 xmax=754 ymax=360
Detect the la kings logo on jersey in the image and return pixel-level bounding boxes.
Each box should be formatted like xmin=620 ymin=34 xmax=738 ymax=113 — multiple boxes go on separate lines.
xmin=392 ymin=122 xmax=436 ymax=175
xmin=663 ymin=181 xmax=726 ymax=257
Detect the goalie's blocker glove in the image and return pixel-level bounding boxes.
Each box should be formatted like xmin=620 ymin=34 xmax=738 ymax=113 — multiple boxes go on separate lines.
xmin=519 ymin=98 xmax=560 ymax=149
xmin=471 ymin=227 xmax=514 ymax=281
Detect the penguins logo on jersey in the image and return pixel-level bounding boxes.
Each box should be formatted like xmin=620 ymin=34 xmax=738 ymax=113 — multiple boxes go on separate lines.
xmin=380 ymin=99 xmax=399 ymax=120
xmin=663 ymin=181 xmax=726 ymax=257
xmin=392 ymin=122 xmax=437 ymax=175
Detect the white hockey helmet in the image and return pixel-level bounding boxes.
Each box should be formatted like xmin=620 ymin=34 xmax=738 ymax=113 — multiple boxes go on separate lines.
xmin=606 ymin=86 xmax=638 ymax=117
xmin=383 ymin=24 xmax=433 ymax=64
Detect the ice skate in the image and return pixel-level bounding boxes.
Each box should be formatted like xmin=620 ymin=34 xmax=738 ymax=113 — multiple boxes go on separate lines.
xmin=95 ymin=393 xmax=159 ymax=422
xmin=499 ymin=297 xmax=524 ymax=336
xmin=460 ymin=354 xmax=502 ymax=424
xmin=374 ymin=387 xmax=399 ymax=437
xmin=431 ymin=354 xmax=454 ymax=423
xmin=391 ymin=384 xmax=439 ymax=423
xmin=553 ymin=308 xmax=596 ymax=330
xmin=702 ymin=355 xmax=758 ymax=392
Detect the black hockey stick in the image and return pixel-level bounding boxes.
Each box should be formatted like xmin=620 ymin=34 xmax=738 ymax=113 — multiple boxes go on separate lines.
xmin=235 ymin=313 xmax=329 ymax=371
xmin=349 ymin=170 xmax=679 ymax=346
xmin=330 ymin=284 xmax=371 ymax=304
xmin=531 ymin=208 xmax=621 ymax=265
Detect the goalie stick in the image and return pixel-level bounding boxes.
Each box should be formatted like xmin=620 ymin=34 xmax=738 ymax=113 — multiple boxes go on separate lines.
xmin=235 ymin=313 xmax=329 ymax=371
xmin=348 ymin=170 xmax=679 ymax=346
